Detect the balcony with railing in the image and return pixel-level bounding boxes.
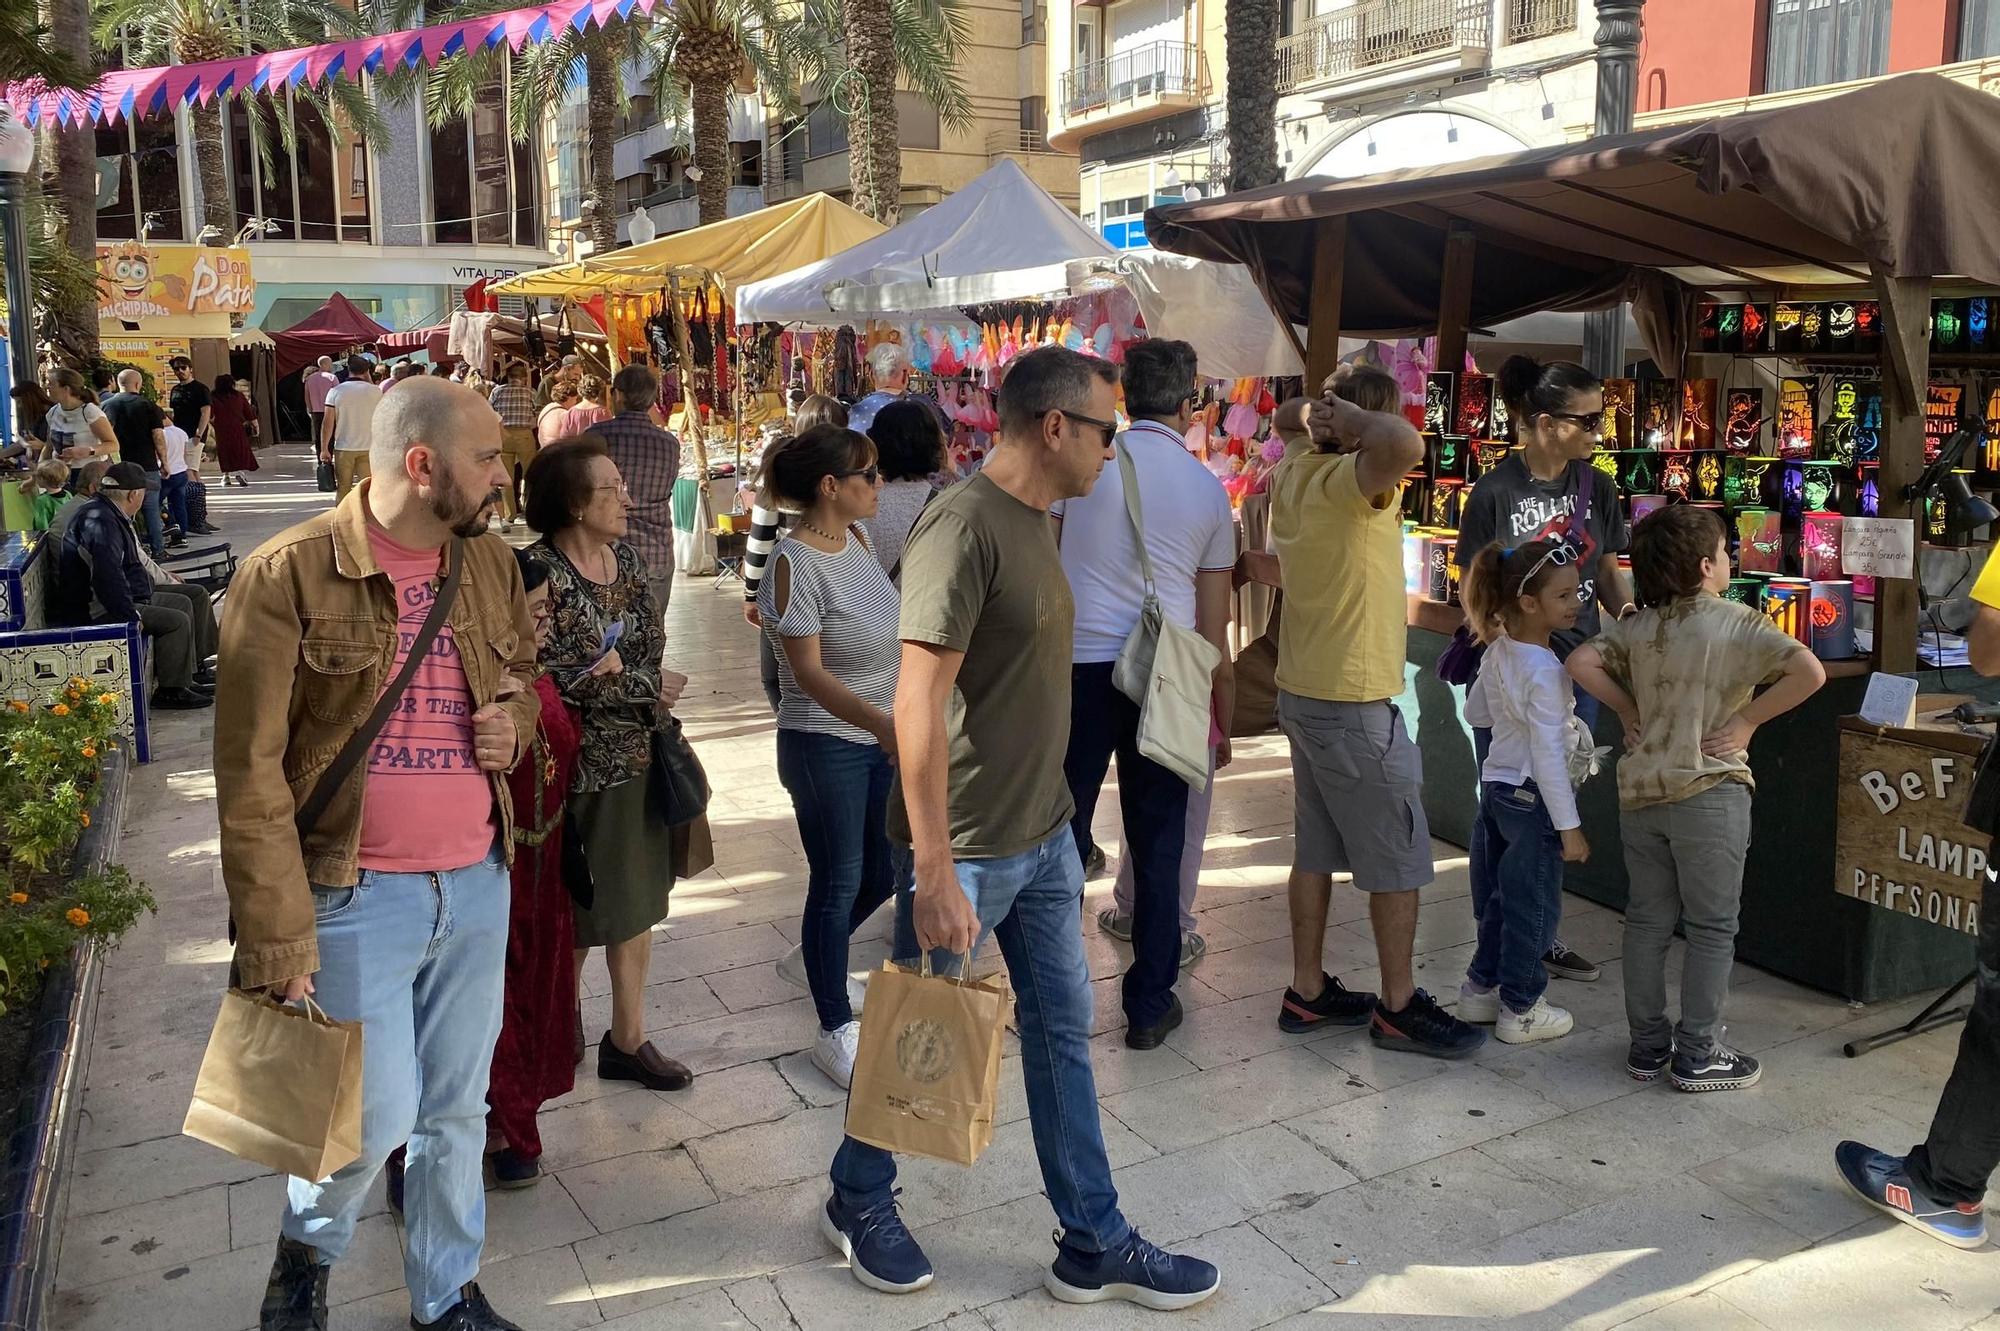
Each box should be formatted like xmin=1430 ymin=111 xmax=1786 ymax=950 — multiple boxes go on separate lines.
xmin=1050 ymin=40 xmax=1208 ymax=150
xmin=1504 ymin=0 xmax=1575 ymax=43
xmin=1276 ymin=0 xmax=1493 ymax=98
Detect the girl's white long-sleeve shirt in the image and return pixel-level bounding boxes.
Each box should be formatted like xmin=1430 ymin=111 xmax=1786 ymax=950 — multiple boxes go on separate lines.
xmin=1463 ymin=634 xmax=1582 ymax=831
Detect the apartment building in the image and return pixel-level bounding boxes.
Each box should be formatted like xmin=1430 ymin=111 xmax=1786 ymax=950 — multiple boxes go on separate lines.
xmin=1046 ymin=0 xmax=1600 ymax=250
xmin=1635 ymin=0 xmax=2000 ymax=126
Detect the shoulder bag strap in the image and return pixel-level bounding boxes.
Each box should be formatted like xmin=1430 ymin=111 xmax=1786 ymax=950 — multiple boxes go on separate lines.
xmin=294 ymin=537 xmax=466 ymax=841
xmin=1113 ymin=438 xmax=1157 ymax=601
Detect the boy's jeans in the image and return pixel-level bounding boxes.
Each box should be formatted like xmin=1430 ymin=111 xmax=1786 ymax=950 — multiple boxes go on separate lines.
xmin=831 ymin=827 xmax=1131 ymax=1253
xmin=1908 ymin=854 xmax=2000 ymax=1203
xmin=1619 ymin=783 xmax=1752 ymax=1058
xmin=1467 ymin=780 xmax=1559 ymax=1013
xmin=282 ymin=848 xmax=509 ymax=1324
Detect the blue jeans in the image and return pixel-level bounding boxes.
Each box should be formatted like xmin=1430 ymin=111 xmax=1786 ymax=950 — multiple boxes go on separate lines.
xmin=1466 ymin=684 xmax=1595 ymax=957
xmin=831 ymin=827 xmax=1130 ymax=1252
xmin=161 ymin=470 xmax=190 ymax=536
xmin=776 ymin=727 xmax=901 ymax=1030
xmin=282 ymin=847 xmax=509 ymax=1325
xmin=1466 ymin=781 xmax=1560 ymax=1012
xmin=138 ymin=478 xmax=165 ymax=556
xmin=1063 ymin=661 xmax=1190 ymax=1028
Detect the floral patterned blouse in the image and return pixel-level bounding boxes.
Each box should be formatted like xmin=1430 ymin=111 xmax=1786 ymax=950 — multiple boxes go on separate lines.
xmin=524 ymin=540 xmax=665 ymax=794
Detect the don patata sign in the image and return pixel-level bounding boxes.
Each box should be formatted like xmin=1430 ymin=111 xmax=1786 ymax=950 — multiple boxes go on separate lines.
xmin=1834 ymin=720 xmax=1985 ymax=936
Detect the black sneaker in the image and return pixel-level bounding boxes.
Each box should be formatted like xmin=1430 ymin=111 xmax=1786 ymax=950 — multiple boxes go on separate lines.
xmin=1277 ymin=973 xmax=1377 ymax=1033
xmin=1370 ymin=989 xmax=1488 ymax=1059
xmin=1046 ymin=1227 xmax=1220 ymax=1310
xmin=259 ymin=1235 xmax=329 ymax=1331
xmin=1669 ymin=1041 xmax=1761 ymax=1092
xmin=1124 ymin=994 xmax=1183 ymax=1051
xmin=151 ymin=685 xmax=214 ymax=710
xmin=490 ymin=1147 xmax=540 ymax=1189
xmin=1084 ymin=843 xmax=1107 ymax=880
xmin=411 ymin=1282 xmax=522 ymax=1330
xmin=1542 ymin=939 xmax=1601 ymax=981
xmin=1626 ymin=1041 xmax=1674 ymax=1083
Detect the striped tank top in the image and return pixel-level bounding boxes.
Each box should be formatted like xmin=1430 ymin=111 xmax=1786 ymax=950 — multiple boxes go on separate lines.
xmin=756 ymin=527 xmax=901 ymax=745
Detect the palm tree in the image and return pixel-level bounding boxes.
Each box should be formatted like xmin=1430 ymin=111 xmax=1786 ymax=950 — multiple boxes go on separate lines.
xmin=0 ymin=0 xmax=91 ymax=88
xmin=43 ymin=0 xmax=97 ymax=360
xmin=92 ymin=0 xmax=381 ymax=235
xmin=1225 ymin=0 xmax=1281 ymax=191
xmin=803 ymin=0 xmax=971 ymax=225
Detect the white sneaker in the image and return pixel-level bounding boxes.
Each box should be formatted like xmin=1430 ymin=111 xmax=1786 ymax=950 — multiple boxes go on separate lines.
xmin=776 ymin=945 xmax=810 ymax=991
xmin=812 ymin=1020 xmax=862 ymax=1089
xmin=1495 ymin=996 xmax=1574 ymax=1045
xmin=1457 ymin=982 xmax=1501 ymax=1025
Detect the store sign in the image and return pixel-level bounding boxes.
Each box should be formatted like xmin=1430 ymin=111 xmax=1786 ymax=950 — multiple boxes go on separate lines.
xmin=97 ymin=243 xmax=255 ymax=325
xmin=1842 ymin=516 xmax=1915 ymax=580
xmin=100 ymin=336 xmax=192 ymax=390
xmin=1835 ymin=723 xmax=1985 ymax=936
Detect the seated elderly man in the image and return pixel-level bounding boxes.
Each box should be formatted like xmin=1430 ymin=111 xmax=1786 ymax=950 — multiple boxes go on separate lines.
xmin=52 ymin=461 xmax=213 ymax=711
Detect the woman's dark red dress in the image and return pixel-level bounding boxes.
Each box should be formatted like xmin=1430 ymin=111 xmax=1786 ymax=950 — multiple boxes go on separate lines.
xmin=486 ymin=674 xmax=582 ymax=1159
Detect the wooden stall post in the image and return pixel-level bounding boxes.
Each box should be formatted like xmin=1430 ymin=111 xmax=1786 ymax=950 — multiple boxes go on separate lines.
xmin=1872 ymin=269 xmax=1931 ymax=676
xmin=1434 ymin=222 xmax=1477 ymax=376
xmin=1303 ymin=217 xmax=1348 ymax=391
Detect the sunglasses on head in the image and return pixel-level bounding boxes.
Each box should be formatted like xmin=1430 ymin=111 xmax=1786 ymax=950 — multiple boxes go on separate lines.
xmin=1506 ymin=541 xmax=1579 ymax=585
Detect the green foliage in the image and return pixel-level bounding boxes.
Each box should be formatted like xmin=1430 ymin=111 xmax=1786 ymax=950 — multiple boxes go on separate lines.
xmin=0 ymin=680 xmax=152 ymax=1017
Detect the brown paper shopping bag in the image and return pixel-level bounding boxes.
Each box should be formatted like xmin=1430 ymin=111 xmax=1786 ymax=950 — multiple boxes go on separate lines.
xmin=844 ymin=959 xmax=1011 ymax=1167
xmin=183 ymin=989 xmax=364 ymax=1181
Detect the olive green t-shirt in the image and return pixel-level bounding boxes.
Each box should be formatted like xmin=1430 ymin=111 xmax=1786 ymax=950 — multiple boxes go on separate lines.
xmin=1592 ymin=595 xmax=1810 ymax=810
xmin=888 ymin=472 xmax=1077 ymax=858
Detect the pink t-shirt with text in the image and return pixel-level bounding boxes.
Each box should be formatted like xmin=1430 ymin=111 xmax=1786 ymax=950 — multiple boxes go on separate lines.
xmin=357 ymin=523 xmax=496 ymax=873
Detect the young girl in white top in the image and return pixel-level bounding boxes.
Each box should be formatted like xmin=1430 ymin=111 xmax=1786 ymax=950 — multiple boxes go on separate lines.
xmin=1458 ymin=537 xmax=1592 ymax=1044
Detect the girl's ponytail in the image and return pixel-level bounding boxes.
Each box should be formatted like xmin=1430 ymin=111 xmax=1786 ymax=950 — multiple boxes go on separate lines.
xmin=1459 ymin=542 xmax=1510 ymax=645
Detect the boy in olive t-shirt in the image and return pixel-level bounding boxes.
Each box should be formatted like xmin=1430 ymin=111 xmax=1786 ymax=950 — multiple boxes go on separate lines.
xmin=1568 ymin=505 xmax=1824 ymax=1094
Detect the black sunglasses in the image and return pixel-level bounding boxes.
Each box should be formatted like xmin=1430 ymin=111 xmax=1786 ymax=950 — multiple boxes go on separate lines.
xmin=1542 ymin=410 xmax=1603 ymax=434
xmin=834 ymin=465 xmax=881 ymax=484
xmin=1060 ymin=410 xmax=1119 ymax=445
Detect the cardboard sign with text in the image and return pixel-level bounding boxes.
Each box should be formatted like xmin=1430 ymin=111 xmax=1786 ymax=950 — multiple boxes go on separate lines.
xmin=1835 ymin=719 xmax=1985 ymax=936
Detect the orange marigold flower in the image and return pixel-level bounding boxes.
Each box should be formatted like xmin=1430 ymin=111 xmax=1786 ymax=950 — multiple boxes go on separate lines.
xmin=97 ymin=693 xmax=115 ymax=705
xmin=7 ymin=892 xmax=26 ymax=904
xmin=79 ymin=812 xmax=91 ymax=828
xmin=65 ymin=907 xmax=89 ymax=927
xmin=80 ymin=747 xmax=96 ymax=759
xmin=50 ymin=703 xmax=70 ymax=717
xmin=6 ymin=700 xmax=27 ymax=713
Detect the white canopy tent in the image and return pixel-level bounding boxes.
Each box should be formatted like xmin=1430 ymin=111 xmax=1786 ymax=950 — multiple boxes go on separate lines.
xmin=736 ymin=158 xmax=1117 ymax=324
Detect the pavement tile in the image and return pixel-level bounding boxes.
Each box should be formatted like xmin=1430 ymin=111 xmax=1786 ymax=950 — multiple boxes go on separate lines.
xmin=556 ymin=1146 xmax=717 ymax=1235
xmin=534 ymin=1087 xmax=712 ymax=1174
xmin=672 ymin=1057 xmax=812 ymax=1133
xmin=573 ymin=1177 xmax=828 ymax=1320
xmin=1711 ymin=1216 xmax=2000 ymax=1331
xmin=480 ymin=1170 xmax=601 ymax=1262
xmin=1107 ymin=1124 xmax=1357 ymax=1246
xmin=656 ymin=996 xmax=820 ymax=1074
xmin=1100 ymin=1046 xmax=1371 ymax=1154
xmin=684 ymin=1104 xmax=848 ymax=1199
xmin=340 ymin=1244 xmax=602 ymax=1330
xmin=69 ymin=1134 xmax=269 ymax=1218
xmin=58 ymin=1181 xmax=233 ymax=1287
xmin=893 ymin=1112 xmax=1156 ymax=1232
xmin=1283 ymin=1067 xmax=1566 ymax=1181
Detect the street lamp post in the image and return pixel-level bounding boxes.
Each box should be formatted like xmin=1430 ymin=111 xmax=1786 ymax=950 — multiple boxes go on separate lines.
xmin=1582 ymin=0 xmax=1646 ymax=378
xmin=0 ymin=105 xmax=36 ymax=438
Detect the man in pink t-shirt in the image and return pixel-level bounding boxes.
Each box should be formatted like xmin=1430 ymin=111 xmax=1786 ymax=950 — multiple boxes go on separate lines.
xmin=217 ymin=378 xmax=539 ymax=1331
xmin=304 ymin=356 xmax=338 ymax=448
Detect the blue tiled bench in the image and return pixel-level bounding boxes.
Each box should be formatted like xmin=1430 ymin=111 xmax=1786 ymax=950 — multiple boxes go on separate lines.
xmin=0 ymin=534 xmax=152 ymax=763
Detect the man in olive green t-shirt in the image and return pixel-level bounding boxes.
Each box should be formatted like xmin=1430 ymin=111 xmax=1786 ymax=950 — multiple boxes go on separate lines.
xmin=821 ymin=347 xmax=1222 ymax=1312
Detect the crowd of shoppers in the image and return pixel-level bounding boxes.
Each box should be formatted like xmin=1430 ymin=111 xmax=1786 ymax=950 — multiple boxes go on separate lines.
xmin=197 ymin=329 xmax=2000 ymax=1331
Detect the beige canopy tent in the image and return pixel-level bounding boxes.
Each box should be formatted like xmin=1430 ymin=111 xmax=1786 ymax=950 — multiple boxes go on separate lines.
xmin=1148 ymin=72 xmax=2000 ymax=674
xmin=489 ymin=192 xmax=887 ymax=300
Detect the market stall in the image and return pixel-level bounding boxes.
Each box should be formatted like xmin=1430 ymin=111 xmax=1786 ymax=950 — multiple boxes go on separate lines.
xmin=268 ymin=292 xmax=387 ymax=379
xmin=1148 ymin=72 xmax=2000 ymax=1002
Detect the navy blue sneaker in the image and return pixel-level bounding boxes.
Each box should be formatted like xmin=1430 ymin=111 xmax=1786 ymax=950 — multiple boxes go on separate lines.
xmin=1834 ymin=1141 xmax=1988 ymax=1250
xmin=1045 ymin=1228 xmax=1220 ymax=1311
xmin=1370 ymin=989 xmax=1487 ymax=1059
xmin=821 ymin=1191 xmax=933 ymax=1293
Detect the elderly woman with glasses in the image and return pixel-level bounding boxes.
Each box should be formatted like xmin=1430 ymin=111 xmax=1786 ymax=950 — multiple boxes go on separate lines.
xmin=522 ymin=437 xmax=694 ymax=1094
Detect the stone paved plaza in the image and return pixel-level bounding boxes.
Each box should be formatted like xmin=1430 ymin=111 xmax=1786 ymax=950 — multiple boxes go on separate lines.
xmin=50 ymin=446 xmax=2000 ymax=1331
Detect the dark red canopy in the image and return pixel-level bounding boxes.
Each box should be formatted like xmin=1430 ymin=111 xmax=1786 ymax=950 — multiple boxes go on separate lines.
xmin=270 ymin=293 xmax=388 ymax=378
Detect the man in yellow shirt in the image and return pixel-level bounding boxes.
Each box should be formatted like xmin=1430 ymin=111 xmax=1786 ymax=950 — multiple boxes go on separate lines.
xmin=1267 ymin=366 xmax=1485 ymax=1059
xmin=1833 ymin=554 xmax=2000 ymax=1248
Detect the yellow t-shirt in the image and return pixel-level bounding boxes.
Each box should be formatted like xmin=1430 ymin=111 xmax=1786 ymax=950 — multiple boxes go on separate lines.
xmin=1971 ymin=547 xmax=2000 ymax=610
xmin=1269 ymin=442 xmax=1408 ymax=703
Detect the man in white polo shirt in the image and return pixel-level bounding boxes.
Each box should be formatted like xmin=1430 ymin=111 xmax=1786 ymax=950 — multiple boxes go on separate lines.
xmin=321 ymin=355 xmax=382 ymax=501
xmin=1053 ymin=338 xmax=1235 ymax=1050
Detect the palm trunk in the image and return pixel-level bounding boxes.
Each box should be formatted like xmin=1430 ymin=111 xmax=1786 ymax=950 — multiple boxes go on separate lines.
xmin=44 ymin=0 xmax=95 ymax=361
xmin=1225 ymin=0 xmax=1281 ymax=192
xmin=584 ymin=33 xmax=618 ymax=251
xmin=191 ymin=102 xmax=232 ymax=233
xmin=688 ymin=74 xmax=728 ymax=226
xmin=843 ymin=6 xmax=900 ymax=224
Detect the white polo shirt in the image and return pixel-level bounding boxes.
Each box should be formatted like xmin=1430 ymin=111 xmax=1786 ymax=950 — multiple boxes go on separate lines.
xmin=1051 ymin=420 xmax=1236 ymax=665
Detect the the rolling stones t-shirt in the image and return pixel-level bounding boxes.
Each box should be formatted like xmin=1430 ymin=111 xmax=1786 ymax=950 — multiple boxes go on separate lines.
xmin=1457 ymin=453 xmax=1628 ymax=654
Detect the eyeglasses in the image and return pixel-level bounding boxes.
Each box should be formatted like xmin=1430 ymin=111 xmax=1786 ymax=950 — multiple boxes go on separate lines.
xmin=594 ymin=481 xmax=632 ymax=497
xmin=1543 ymin=410 xmax=1604 ymax=435
xmin=834 ymin=465 xmax=881 ymax=484
xmin=1060 ymin=410 xmax=1119 ymax=447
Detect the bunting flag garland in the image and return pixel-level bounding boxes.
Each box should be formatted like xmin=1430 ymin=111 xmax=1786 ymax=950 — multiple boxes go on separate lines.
xmin=3 ymin=0 xmax=665 ymax=129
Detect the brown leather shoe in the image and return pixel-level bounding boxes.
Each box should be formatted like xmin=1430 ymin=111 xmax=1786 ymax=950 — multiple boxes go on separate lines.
xmin=597 ymin=1033 xmax=693 ymax=1091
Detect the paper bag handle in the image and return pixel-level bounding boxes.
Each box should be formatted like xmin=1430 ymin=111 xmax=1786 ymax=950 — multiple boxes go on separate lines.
xmin=917 ymin=951 xmax=975 ymax=985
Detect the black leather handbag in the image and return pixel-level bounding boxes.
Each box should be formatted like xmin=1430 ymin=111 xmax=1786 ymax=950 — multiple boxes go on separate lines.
xmin=649 ymin=715 xmax=710 ymax=828
xmin=316 ymin=460 xmax=336 ymax=493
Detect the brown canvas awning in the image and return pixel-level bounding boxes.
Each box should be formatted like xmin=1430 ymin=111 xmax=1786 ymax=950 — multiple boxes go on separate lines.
xmin=1146 ymin=73 xmax=2000 ymax=338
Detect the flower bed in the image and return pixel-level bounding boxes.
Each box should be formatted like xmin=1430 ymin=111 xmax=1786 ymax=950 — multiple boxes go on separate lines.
xmin=0 ymin=680 xmax=154 ymax=1329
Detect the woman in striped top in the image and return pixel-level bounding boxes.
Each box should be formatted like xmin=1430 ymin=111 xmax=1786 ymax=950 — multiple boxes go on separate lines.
xmin=756 ymin=423 xmax=902 ymax=1088
xmin=745 ymin=394 xmax=850 ymax=711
